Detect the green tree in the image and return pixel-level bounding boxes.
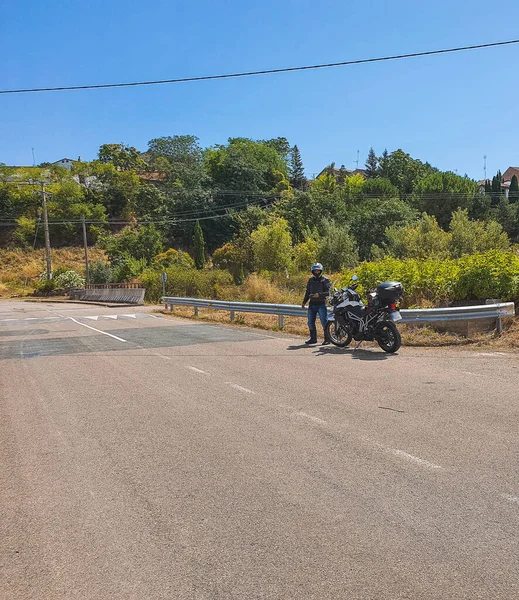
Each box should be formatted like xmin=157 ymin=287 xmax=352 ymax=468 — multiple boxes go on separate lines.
xmin=100 ymin=225 xmax=164 ymax=266
xmin=193 ymin=220 xmax=205 ymax=269
xmin=414 ymin=171 xmax=478 ymax=229
xmin=491 ymin=170 xmax=503 ymax=206
xmin=289 ymin=145 xmax=306 ymax=190
xmin=384 ymin=149 xmax=436 ymax=194
xmin=381 ymin=213 xmax=451 ymax=260
xmin=378 ymin=149 xmax=390 ymax=179
xmin=251 ymin=217 xmax=292 ymax=272
xmin=449 ymin=209 xmax=510 ymax=257
xmin=509 ymin=175 xmax=519 ymax=203
xmin=316 ymin=220 xmax=359 ymax=271
xmin=348 ymin=198 xmax=418 ymax=260
xmin=147 ymin=135 xmax=207 ymax=189
xmin=365 ymin=147 xmax=379 ymax=178
xmin=98 ymin=144 xmax=145 ymax=171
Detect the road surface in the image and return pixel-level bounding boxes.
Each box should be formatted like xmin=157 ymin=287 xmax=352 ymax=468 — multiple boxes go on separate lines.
xmin=1 ymin=300 xmax=518 ymax=599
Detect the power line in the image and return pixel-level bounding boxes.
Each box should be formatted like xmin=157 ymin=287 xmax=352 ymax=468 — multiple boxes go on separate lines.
xmin=1 ymin=39 xmax=518 ymax=95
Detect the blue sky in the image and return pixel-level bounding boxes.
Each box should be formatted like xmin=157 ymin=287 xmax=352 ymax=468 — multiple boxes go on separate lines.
xmin=1 ymin=0 xmax=518 ymax=180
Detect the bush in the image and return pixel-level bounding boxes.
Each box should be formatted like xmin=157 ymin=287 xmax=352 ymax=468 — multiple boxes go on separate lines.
xmin=141 ymin=267 xmax=233 ymax=303
xmin=153 ymin=248 xmax=195 ymax=270
xmin=88 ymin=260 xmax=114 ymax=284
xmin=54 ymin=270 xmax=85 ymax=290
xmin=338 ymin=250 xmax=519 ymax=307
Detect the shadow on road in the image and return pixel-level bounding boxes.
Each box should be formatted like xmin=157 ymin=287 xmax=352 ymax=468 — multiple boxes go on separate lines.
xmin=312 ymin=346 xmax=392 ymax=361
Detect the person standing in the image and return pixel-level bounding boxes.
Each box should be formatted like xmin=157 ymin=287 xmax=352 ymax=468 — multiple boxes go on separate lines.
xmin=301 ymin=263 xmax=331 ymax=345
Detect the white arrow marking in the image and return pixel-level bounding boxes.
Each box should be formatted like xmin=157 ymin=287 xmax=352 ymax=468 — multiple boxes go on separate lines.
xmin=84 ymin=316 xmax=99 ymax=321
xmin=104 ymin=315 xmax=118 ymax=319
xmin=122 ymin=314 xmax=137 ymax=318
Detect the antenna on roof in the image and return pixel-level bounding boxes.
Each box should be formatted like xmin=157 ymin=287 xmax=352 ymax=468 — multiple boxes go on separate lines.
xmin=355 ymin=149 xmax=359 ymax=170
xmin=484 ymin=155 xmax=487 ymax=180
xmin=31 ymin=147 xmax=36 ymax=166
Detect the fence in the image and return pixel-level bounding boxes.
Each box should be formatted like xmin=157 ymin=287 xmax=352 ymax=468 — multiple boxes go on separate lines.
xmin=162 ymin=297 xmax=515 ymax=334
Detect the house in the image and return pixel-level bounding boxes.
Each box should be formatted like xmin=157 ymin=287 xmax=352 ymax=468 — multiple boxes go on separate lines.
xmin=477 ymin=166 xmax=519 ymax=199
xmin=52 ymin=158 xmax=75 ymax=170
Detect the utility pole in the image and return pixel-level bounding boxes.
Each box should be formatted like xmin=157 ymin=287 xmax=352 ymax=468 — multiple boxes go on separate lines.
xmin=41 ymin=182 xmax=52 ymax=280
xmin=82 ymin=215 xmax=90 ymax=285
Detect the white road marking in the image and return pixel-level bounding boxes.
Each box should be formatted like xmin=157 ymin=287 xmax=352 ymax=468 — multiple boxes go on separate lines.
xmin=67 ymin=316 xmax=127 ymax=342
xmin=104 ymin=315 xmax=118 ymax=319
xmin=226 ymin=382 xmax=255 ymax=394
xmin=123 ymin=314 xmax=137 ymax=318
xmin=297 ymin=411 xmax=326 ymax=425
xmin=84 ymin=316 xmax=100 ymax=321
xmin=386 ymin=448 xmax=442 ymax=470
xmin=502 ymin=494 xmax=519 ymax=505
xmin=187 ymin=366 xmax=209 ymax=375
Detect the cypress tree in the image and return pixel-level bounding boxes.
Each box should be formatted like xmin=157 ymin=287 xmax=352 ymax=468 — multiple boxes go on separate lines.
xmin=365 ymin=147 xmax=379 ymax=178
xmin=289 ymin=145 xmax=306 ymax=190
xmin=379 ymin=149 xmax=389 ymax=178
xmin=509 ymin=175 xmax=519 ymax=203
xmin=193 ymin=220 xmax=205 ymax=270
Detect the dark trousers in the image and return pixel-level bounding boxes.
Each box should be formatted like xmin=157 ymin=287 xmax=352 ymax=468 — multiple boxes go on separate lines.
xmin=307 ymin=303 xmax=328 ymax=341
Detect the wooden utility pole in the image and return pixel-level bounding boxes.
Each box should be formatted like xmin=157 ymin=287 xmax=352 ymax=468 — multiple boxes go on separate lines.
xmin=82 ymin=215 xmax=90 ymax=284
xmin=41 ymin=182 xmax=52 ymax=280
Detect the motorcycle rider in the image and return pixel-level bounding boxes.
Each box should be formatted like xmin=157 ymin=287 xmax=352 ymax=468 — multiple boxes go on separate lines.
xmin=301 ymin=263 xmax=331 ymax=345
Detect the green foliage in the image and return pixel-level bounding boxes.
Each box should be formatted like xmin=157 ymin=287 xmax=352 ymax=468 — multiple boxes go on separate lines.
xmin=315 ymin=220 xmax=358 ymax=271
xmin=414 ymin=171 xmax=478 ymax=229
xmin=381 ymin=213 xmax=451 ymax=260
xmin=449 ymin=209 xmax=509 ymax=257
xmin=510 ymin=175 xmax=519 ymax=203
xmin=54 ymin=270 xmax=85 ymax=290
xmin=100 ymin=225 xmax=164 ymax=266
xmin=365 ymin=147 xmax=379 ymax=178
xmin=88 ymin=261 xmax=114 ymax=284
xmin=193 ymin=220 xmax=205 ymax=269
xmin=383 ymin=149 xmax=436 ymax=194
xmin=141 ymin=267 xmax=233 ymax=303
xmin=98 ymin=143 xmax=145 ymax=171
xmin=292 ymin=238 xmax=319 ymax=273
xmin=289 ymin=145 xmax=306 ymax=190
xmin=153 ymin=248 xmax=195 ymax=269
xmin=348 ymin=198 xmax=418 ymax=260
xmin=339 ymin=250 xmax=519 ymax=307
xmin=251 ymin=217 xmax=293 ymax=272
xmin=12 ymin=216 xmax=37 ymax=247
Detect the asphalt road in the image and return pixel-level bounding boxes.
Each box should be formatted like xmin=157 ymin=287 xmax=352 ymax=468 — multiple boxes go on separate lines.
xmin=1 ymin=300 xmax=518 ymax=599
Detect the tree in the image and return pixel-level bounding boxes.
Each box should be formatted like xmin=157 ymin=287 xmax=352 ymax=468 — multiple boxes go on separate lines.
xmin=348 ymin=198 xmax=418 ymax=260
xmin=379 ymin=149 xmax=390 ymax=179
xmin=316 ymin=220 xmax=359 ymax=271
xmin=193 ymin=220 xmax=205 ymax=269
xmin=365 ymin=147 xmax=379 ymax=179
xmin=98 ymin=144 xmax=145 ymax=171
xmin=414 ymin=171 xmax=478 ymax=229
xmin=289 ymin=145 xmax=306 ymax=190
xmin=484 ymin=179 xmax=492 ymax=194
xmin=491 ymin=170 xmax=503 ymax=206
xmin=449 ymin=209 xmax=509 ymax=257
xmin=381 ymin=213 xmax=451 ymax=260
xmin=509 ymin=175 xmax=519 ymax=203
xmin=147 ymin=135 xmax=207 ymax=189
xmin=251 ymin=217 xmax=292 ymax=272
xmin=383 ymin=149 xmax=436 ymax=194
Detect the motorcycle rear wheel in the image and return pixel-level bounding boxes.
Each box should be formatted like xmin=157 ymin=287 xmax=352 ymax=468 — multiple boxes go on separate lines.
xmin=376 ymin=321 xmax=401 ymax=353
xmin=325 ymin=320 xmax=352 ymax=347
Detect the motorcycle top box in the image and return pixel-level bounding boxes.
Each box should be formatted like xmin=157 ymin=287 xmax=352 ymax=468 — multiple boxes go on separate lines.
xmin=376 ymin=281 xmax=403 ymax=302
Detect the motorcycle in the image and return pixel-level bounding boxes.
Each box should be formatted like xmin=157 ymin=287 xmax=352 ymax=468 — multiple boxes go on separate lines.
xmin=324 ymin=276 xmax=404 ymax=353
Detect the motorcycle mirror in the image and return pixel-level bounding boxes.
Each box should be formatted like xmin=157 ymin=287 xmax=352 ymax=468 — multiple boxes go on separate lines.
xmin=334 ymin=287 xmax=338 ymax=292
xmin=351 ymin=275 xmax=358 ymax=281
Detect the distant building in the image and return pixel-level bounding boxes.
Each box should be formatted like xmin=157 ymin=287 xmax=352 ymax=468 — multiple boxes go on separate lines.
xmin=52 ymin=158 xmax=75 ymax=170
xmin=477 ymin=166 xmax=519 ymax=199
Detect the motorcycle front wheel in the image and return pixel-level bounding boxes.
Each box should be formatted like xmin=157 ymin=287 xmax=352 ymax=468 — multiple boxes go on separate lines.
xmin=375 ymin=321 xmax=401 ymax=353
xmin=324 ymin=320 xmax=352 ymax=347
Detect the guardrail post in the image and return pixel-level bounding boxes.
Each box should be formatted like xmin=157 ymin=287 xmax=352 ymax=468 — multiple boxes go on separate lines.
xmin=278 ymin=314 xmax=284 ymax=329
xmin=194 ymin=306 xmax=199 ymax=317
xmin=230 ymin=310 xmax=235 ymax=322
xmin=497 ymin=316 xmax=503 ymax=336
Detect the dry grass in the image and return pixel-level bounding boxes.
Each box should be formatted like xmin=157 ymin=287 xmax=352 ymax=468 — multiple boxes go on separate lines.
xmin=0 ymin=247 xmax=106 ymax=297
xmin=160 ymin=306 xmax=519 ymax=351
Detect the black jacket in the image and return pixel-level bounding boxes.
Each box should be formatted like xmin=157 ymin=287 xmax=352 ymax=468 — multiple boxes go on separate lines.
xmin=303 ymin=275 xmax=331 ymax=305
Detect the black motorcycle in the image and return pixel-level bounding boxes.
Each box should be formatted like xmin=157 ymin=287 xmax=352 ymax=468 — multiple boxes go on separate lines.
xmin=324 ymin=276 xmax=404 ymax=353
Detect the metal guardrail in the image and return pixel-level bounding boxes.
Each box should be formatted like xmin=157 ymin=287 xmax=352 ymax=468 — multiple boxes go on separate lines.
xmin=162 ymin=297 xmax=515 ymax=332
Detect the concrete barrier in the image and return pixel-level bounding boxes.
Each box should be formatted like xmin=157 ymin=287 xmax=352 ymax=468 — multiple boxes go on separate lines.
xmin=80 ymin=288 xmax=145 ymax=304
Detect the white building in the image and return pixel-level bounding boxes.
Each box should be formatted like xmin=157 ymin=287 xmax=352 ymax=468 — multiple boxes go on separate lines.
xmin=52 ymin=158 xmax=75 ymax=170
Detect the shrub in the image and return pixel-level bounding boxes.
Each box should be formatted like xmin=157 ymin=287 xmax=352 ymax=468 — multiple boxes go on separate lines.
xmin=153 ymin=248 xmax=195 ymax=270
xmin=251 ymin=217 xmax=292 ymax=272
xmin=141 ymin=267 xmax=233 ymax=303
xmin=54 ymin=270 xmax=85 ymax=290
xmin=88 ymin=260 xmax=114 ymax=284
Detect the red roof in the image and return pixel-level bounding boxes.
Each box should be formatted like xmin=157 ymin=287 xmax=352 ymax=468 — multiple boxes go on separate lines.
xmin=503 ymin=167 xmax=519 ymax=182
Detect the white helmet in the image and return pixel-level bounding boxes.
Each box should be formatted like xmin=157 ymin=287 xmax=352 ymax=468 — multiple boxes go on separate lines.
xmin=311 ymin=263 xmax=323 ymax=273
